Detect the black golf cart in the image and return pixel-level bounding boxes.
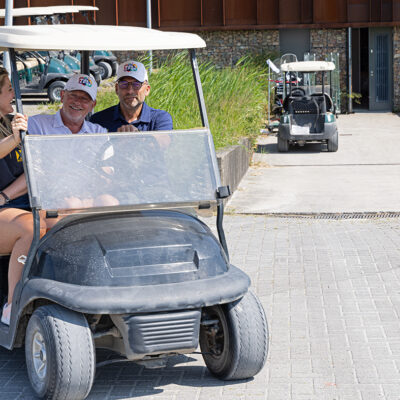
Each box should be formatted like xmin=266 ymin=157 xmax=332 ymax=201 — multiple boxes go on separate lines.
xmin=0 ymin=24 xmax=268 ymax=400
xmin=277 ymin=61 xmax=339 ymax=152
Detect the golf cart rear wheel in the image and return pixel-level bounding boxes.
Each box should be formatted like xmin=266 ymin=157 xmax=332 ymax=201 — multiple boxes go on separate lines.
xmin=25 ymin=304 xmax=95 ymax=400
xmin=47 ymin=81 xmax=65 ymax=102
xmin=327 ymin=128 xmax=338 ymax=152
xmin=277 ymin=136 xmax=289 ymax=152
xmin=97 ymin=61 xmax=112 ymax=80
xmin=199 ymin=290 xmax=268 ymax=380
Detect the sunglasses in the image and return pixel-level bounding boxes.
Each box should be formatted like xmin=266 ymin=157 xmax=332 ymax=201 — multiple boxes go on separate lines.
xmin=117 ymin=80 xmax=145 ymax=90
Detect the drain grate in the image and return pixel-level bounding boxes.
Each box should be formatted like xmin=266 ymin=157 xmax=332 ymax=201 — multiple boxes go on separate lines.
xmin=260 ymin=212 xmax=400 ymax=220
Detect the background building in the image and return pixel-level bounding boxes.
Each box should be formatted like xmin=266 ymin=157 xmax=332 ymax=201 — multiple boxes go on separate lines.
xmin=1 ymin=0 xmax=399 ymax=111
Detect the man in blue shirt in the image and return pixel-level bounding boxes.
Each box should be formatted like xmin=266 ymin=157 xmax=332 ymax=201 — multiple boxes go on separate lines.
xmin=90 ymin=60 xmax=173 ymax=133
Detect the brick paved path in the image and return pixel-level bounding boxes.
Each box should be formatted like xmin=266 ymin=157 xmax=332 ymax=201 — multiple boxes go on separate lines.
xmin=2 ymin=215 xmax=400 ymax=400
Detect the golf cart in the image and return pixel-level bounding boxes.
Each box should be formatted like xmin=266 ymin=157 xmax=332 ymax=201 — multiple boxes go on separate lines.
xmin=277 ymin=61 xmax=339 ymax=152
xmin=0 ymin=24 xmax=268 ymax=400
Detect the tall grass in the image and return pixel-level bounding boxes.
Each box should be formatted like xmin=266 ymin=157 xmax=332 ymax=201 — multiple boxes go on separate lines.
xmin=95 ymin=53 xmax=269 ymax=149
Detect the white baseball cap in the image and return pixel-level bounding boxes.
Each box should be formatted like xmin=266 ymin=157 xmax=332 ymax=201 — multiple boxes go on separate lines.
xmin=65 ymin=74 xmax=98 ymax=101
xmin=117 ymin=60 xmax=148 ymax=82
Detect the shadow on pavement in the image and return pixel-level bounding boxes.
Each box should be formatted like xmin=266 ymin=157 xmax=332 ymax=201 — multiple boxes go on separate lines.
xmin=256 ymin=142 xmax=325 ymax=154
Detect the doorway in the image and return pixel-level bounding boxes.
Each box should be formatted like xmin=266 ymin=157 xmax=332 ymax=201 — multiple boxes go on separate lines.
xmin=352 ymin=27 xmax=392 ymax=111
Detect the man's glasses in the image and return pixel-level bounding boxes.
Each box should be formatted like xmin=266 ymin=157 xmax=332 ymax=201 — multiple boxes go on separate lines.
xmin=118 ymin=80 xmax=144 ymax=90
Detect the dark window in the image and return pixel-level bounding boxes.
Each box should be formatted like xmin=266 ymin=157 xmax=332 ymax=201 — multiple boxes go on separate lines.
xmin=347 ymin=0 xmax=369 ymax=22
xmin=159 ymin=0 xmax=201 ymax=27
xmin=225 ymin=0 xmax=257 ymax=25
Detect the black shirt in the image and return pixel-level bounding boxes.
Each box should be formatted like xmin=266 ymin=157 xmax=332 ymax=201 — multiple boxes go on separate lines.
xmin=0 ymin=116 xmax=24 ymax=191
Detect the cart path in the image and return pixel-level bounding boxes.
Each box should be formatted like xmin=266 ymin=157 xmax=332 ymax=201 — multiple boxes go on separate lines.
xmin=227 ymin=112 xmax=400 ymax=214
xmin=2 ymin=215 xmax=400 ymax=399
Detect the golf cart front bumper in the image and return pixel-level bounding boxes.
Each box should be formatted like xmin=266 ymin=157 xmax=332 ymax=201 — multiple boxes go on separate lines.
xmin=20 ymin=264 xmax=250 ymax=314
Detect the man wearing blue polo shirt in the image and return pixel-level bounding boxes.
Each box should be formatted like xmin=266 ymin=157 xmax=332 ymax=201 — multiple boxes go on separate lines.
xmin=90 ymin=60 xmax=173 ymax=132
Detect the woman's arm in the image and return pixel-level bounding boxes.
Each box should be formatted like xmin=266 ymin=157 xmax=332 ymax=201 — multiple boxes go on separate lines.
xmin=0 ymin=114 xmax=27 ymax=159
xmin=1 ymin=173 xmax=28 ymax=201
xmin=0 ymin=134 xmax=20 ymax=159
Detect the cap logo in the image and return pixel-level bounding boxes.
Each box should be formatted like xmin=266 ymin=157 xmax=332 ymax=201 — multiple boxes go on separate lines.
xmin=124 ymin=63 xmax=138 ymax=72
xmin=78 ymin=76 xmax=93 ymax=87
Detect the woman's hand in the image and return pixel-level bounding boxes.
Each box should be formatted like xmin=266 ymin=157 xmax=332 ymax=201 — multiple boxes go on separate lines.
xmin=11 ymin=113 xmax=28 ymax=144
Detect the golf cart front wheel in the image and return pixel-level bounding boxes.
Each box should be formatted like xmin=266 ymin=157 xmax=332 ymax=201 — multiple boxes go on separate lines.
xmin=97 ymin=61 xmax=112 ymax=80
xmin=199 ymin=290 xmax=268 ymax=380
xmin=277 ymin=136 xmax=289 ymax=152
xmin=25 ymin=304 xmax=95 ymax=400
xmin=47 ymin=81 xmax=65 ymax=102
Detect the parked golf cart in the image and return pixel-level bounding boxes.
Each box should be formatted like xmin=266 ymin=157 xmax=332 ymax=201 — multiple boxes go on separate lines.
xmin=0 ymin=24 xmax=268 ymax=400
xmin=0 ymin=50 xmax=73 ymax=102
xmin=277 ymin=60 xmax=339 ymax=152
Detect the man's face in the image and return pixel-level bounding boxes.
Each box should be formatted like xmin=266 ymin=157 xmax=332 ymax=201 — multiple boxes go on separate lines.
xmin=60 ymin=90 xmax=95 ymax=124
xmin=115 ymin=77 xmax=150 ymax=111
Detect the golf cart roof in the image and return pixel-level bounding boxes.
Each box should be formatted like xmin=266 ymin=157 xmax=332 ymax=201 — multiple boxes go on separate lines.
xmin=280 ymin=61 xmax=335 ymax=72
xmin=0 ymin=24 xmax=206 ymax=51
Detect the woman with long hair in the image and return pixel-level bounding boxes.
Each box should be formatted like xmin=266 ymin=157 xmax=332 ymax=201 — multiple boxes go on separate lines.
xmin=0 ymin=67 xmax=45 ymax=325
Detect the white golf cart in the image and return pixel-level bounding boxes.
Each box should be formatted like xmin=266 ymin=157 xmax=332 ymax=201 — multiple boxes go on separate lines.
xmin=0 ymin=24 xmax=268 ymax=400
xmin=277 ymin=61 xmax=339 ymax=152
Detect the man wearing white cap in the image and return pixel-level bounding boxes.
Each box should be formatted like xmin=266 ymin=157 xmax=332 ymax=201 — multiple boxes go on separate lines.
xmin=90 ymin=60 xmax=172 ymax=132
xmin=28 ymin=74 xmax=107 ymax=135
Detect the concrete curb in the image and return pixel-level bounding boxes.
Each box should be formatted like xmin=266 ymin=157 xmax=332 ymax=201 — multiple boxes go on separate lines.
xmin=216 ymin=137 xmax=252 ymax=194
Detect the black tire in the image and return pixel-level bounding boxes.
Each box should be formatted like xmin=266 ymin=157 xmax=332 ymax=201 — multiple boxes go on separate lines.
xmin=97 ymin=61 xmax=112 ymax=80
xmin=327 ymin=128 xmax=338 ymax=152
xmin=111 ymin=61 xmax=118 ymax=76
xmin=47 ymin=81 xmax=65 ymax=102
xmin=25 ymin=305 xmax=95 ymax=400
xmin=277 ymin=136 xmax=289 ymax=152
xmin=200 ymin=290 xmax=269 ymax=380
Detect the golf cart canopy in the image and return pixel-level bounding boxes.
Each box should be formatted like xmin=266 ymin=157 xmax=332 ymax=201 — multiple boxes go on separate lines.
xmin=281 ymin=61 xmax=335 ymax=72
xmin=0 ymin=24 xmax=206 ymax=51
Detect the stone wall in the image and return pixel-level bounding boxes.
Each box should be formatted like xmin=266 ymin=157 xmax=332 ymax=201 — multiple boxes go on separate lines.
xmin=393 ymin=27 xmax=400 ymax=112
xmin=195 ymin=30 xmax=280 ymax=67
xmin=115 ymin=30 xmax=280 ymax=68
xmin=310 ymin=29 xmax=347 ymax=111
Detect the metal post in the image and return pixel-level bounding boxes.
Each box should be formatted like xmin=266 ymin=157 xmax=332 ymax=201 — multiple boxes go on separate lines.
xmin=81 ymin=51 xmax=90 ymax=75
xmin=190 ymin=49 xmax=210 ymax=129
xmin=3 ymin=0 xmax=14 ymax=74
xmin=348 ymin=27 xmax=353 ymax=113
xmin=146 ymin=0 xmax=153 ymax=74
xmin=9 ymin=49 xmax=23 ymax=114
xmin=267 ymin=67 xmax=271 ymax=129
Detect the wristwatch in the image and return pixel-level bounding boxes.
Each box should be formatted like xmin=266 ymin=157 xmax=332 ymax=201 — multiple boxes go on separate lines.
xmin=0 ymin=191 xmax=10 ymax=205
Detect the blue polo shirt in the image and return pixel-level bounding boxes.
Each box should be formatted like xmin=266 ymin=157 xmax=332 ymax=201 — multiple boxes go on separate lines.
xmin=90 ymin=102 xmax=173 ymax=132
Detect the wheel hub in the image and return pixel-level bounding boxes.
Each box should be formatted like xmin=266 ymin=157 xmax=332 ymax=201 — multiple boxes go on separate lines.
xmin=32 ymin=331 xmax=47 ymax=380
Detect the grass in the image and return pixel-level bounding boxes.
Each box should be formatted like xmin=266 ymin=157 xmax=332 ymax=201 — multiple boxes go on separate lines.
xmin=94 ymin=53 xmax=270 ymax=149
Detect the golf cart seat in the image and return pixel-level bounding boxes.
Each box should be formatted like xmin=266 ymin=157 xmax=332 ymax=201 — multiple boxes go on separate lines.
xmin=289 ymin=96 xmax=324 ymax=133
xmin=282 ymin=93 xmax=304 ymax=112
xmin=311 ymin=92 xmax=334 ymax=113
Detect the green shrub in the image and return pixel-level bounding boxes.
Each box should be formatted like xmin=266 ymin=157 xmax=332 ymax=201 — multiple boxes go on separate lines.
xmin=95 ymin=53 xmax=269 ymax=149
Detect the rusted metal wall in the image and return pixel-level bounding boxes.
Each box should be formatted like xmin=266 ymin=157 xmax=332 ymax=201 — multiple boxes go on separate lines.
xmin=0 ymin=0 xmax=399 ymax=28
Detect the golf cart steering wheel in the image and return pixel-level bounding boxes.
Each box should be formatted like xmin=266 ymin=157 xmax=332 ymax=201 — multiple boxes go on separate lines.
xmin=291 ymin=87 xmax=306 ymax=97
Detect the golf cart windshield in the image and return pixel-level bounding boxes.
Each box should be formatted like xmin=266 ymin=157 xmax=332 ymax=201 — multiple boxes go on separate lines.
xmin=23 ymin=129 xmax=220 ymax=212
